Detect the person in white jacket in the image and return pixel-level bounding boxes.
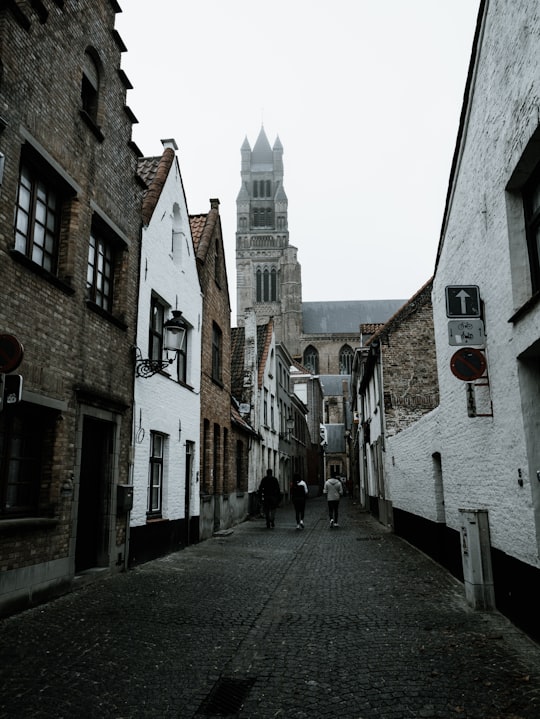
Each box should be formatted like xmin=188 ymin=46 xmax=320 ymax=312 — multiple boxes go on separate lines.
xmin=291 ymin=473 xmax=308 ymax=529
xmin=323 ymin=473 xmax=343 ymax=527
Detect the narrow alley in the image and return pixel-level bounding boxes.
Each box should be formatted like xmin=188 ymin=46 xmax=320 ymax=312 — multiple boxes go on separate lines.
xmin=1 ymin=497 xmax=540 ymax=719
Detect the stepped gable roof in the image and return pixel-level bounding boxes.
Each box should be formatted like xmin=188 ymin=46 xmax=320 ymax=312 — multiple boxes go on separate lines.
xmin=366 ymin=278 xmax=433 ymax=346
xmin=137 ymin=147 xmax=175 ymax=226
xmin=230 ymin=326 xmax=246 ymax=398
xmin=302 ymin=299 xmax=406 ymax=335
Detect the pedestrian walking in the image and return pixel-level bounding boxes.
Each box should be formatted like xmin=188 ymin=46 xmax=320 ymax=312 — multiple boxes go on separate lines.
xmin=291 ymin=473 xmax=308 ymax=529
xmin=323 ymin=472 xmax=343 ymax=527
xmin=258 ymin=468 xmax=282 ymax=528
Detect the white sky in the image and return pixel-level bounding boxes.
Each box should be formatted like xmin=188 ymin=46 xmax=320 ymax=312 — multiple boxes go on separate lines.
xmin=116 ymin=1 xmax=480 ymax=320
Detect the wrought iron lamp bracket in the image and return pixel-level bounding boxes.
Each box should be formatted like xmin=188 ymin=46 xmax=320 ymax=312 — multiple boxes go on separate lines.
xmin=133 ymin=346 xmax=173 ymax=378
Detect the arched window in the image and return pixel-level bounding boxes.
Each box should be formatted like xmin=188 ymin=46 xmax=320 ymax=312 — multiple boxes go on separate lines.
xmin=339 ymin=345 xmax=354 ymax=375
xmin=256 ymin=266 xmax=278 ymax=302
xmin=256 ymin=268 xmax=262 ymax=302
xmin=81 ymin=50 xmax=100 ymax=123
xmin=303 ymin=346 xmax=319 ymax=374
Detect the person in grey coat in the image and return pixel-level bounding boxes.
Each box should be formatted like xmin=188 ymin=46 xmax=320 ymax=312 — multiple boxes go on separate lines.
xmin=323 ymin=473 xmax=343 ymax=527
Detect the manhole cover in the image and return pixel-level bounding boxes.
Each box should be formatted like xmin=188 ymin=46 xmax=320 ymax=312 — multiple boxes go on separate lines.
xmin=197 ymin=677 xmax=255 ymax=716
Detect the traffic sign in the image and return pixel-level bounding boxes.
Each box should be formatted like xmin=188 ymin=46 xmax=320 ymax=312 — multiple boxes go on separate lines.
xmin=4 ymin=374 xmax=23 ymax=405
xmin=450 ymin=348 xmax=487 ymax=381
xmin=448 ymin=319 xmax=485 ymax=346
xmin=445 ymin=286 xmax=481 ymax=318
xmin=0 ymin=334 xmax=24 ymax=373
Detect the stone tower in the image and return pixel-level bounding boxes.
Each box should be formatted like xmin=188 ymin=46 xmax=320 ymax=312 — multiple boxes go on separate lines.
xmin=236 ymin=127 xmax=303 ymax=357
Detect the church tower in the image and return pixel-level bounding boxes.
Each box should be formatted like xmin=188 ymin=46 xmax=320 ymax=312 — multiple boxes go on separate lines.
xmin=236 ymin=127 xmax=303 ymax=357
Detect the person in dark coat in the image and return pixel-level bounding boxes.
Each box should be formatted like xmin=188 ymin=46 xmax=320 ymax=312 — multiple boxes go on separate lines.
xmin=258 ymin=468 xmax=281 ymax=528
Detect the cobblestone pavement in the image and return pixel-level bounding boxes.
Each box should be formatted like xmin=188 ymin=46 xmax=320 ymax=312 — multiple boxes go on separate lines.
xmin=2 ymin=498 xmax=540 ymax=719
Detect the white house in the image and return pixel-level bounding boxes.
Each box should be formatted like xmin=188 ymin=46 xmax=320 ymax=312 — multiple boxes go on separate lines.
xmin=129 ymin=139 xmax=202 ymax=564
xmin=386 ymin=1 xmax=540 ymax=638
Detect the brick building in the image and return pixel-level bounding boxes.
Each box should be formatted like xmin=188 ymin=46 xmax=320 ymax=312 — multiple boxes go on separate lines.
xmin=351 ymin=280 xmax=438 ymax=524
xmin=190 ymin=200 xmax=235 ymax=539
xmin=0 ymin=0 xmax=142 ymax=613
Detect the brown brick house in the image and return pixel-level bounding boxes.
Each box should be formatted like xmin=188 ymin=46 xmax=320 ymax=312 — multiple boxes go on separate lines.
xmin=190 ymin=199 xmax=235 ymax=538
xmin=0 ymin=0 xmax=142 ymax=614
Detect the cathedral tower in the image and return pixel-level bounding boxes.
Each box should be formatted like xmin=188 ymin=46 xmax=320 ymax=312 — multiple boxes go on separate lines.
xmin=236 ymin=127 xmax=303 ymax=357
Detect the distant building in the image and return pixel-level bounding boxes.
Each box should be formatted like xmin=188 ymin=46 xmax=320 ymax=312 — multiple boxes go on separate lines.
xmin=235 ymin=128 xmax=404 ymax=489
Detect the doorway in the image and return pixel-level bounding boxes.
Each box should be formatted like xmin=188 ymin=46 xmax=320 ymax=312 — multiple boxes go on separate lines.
xmin=75 ymin=416 xmax=114 ymax=572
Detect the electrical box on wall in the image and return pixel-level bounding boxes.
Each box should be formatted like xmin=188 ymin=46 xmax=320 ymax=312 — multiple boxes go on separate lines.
xmin=117 ymin=484 xmax=134 ymax=514
xmin=459 ymin=508 xmax=495 ymax=610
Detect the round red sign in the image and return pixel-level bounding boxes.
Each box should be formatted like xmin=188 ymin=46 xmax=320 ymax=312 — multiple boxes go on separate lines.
xmin=0 ymin=334 xmax=24 ymax=373
xmin=450 ymin=347 xmax=486 ymax=382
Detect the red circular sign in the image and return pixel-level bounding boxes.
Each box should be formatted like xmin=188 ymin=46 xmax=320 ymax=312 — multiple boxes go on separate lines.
xmin=0 ymin=334 xmax=24 ymax=373
xmin=450 ymin=347 xmax=486 ymax=381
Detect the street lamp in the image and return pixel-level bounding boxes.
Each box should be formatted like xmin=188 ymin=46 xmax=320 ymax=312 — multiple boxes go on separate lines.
xmin=134 ymin=310 xmax=187 ymax=378
xmin=286 ymin=414 xmax=295 ymax=440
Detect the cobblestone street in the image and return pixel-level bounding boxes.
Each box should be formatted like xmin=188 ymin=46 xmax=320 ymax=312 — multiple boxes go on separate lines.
xmin=1 ymin=497 xmax=540 ymax=719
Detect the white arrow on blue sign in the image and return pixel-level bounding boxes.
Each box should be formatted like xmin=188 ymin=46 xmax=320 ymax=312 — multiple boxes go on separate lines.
xmin=445 ymin=285 xmax=481 ymax=318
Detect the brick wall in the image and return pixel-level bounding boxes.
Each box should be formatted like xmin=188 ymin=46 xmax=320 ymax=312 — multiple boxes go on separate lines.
xmin=0 ymin=1 xmax=142 ymax=602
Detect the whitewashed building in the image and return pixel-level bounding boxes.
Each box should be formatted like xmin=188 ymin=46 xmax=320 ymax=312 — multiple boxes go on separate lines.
xmin=385 ymin=1 xmax=540 ymax=638
xmin=129 ymin=140 xmax=202 ymax=564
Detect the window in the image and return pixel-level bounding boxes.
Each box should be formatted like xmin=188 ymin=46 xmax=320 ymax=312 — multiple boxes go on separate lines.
xmin=252 ymin=207 xmax=273 ymax=228
xmin=223 ymin=428 xmax=229 ymax=492
xmin=81 ymin=51 xmax=100 ymax=123
xmin=213 ymin=424 xmax=220 ymax=493
xmin=149 ymin=297 xmax=166 ymax=362
xmin=15 ymin=161 xmax=62 ymax=274
xmin=148 ymin=432 xmax=164 ymax=516
xmin=303 ymin=346 xmax=319 ymax=374
xmin=523 ymin=165 xmax=540 ymax=293
xmin=177 ymin=326 xmax=188 ymax=384
xmin=253 ymin=180 xmax=271 ymax=198
xmin=256 ymin=267 xmax=278 ymax=302
xmin=0 ymin=404 xmax=55 ymax=517
xmin=339 ymin=345 xmax=354 ymax=375
xmin=87 ymin=228 xmax=114 ymax=312
xmin=235 ymin=440 xmax=244 ymax=491
xmin=212 ymin=323 xmax=222 ymax=383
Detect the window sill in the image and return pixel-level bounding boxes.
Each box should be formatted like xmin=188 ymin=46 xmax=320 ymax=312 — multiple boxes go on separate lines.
xmin=508 ymin=291 xmax=540 ymax=323
xmin=146 ymin=516 xmax=167 ymax=524
xmin=0 ymin=516 xmax=59 ymax=532
xmin=9 ymin=250 xmax=75 ymax=294
xmin=86 ymin=300 xmax=127 ymax=330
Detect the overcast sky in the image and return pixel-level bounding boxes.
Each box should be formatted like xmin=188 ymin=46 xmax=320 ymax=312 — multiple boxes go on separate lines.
xmin=116 ymin=1 xmax=480 ymax=320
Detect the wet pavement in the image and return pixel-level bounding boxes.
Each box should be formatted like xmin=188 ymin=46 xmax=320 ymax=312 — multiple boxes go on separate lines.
xmin=1 ymin=496 xmax=540 ymax=719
